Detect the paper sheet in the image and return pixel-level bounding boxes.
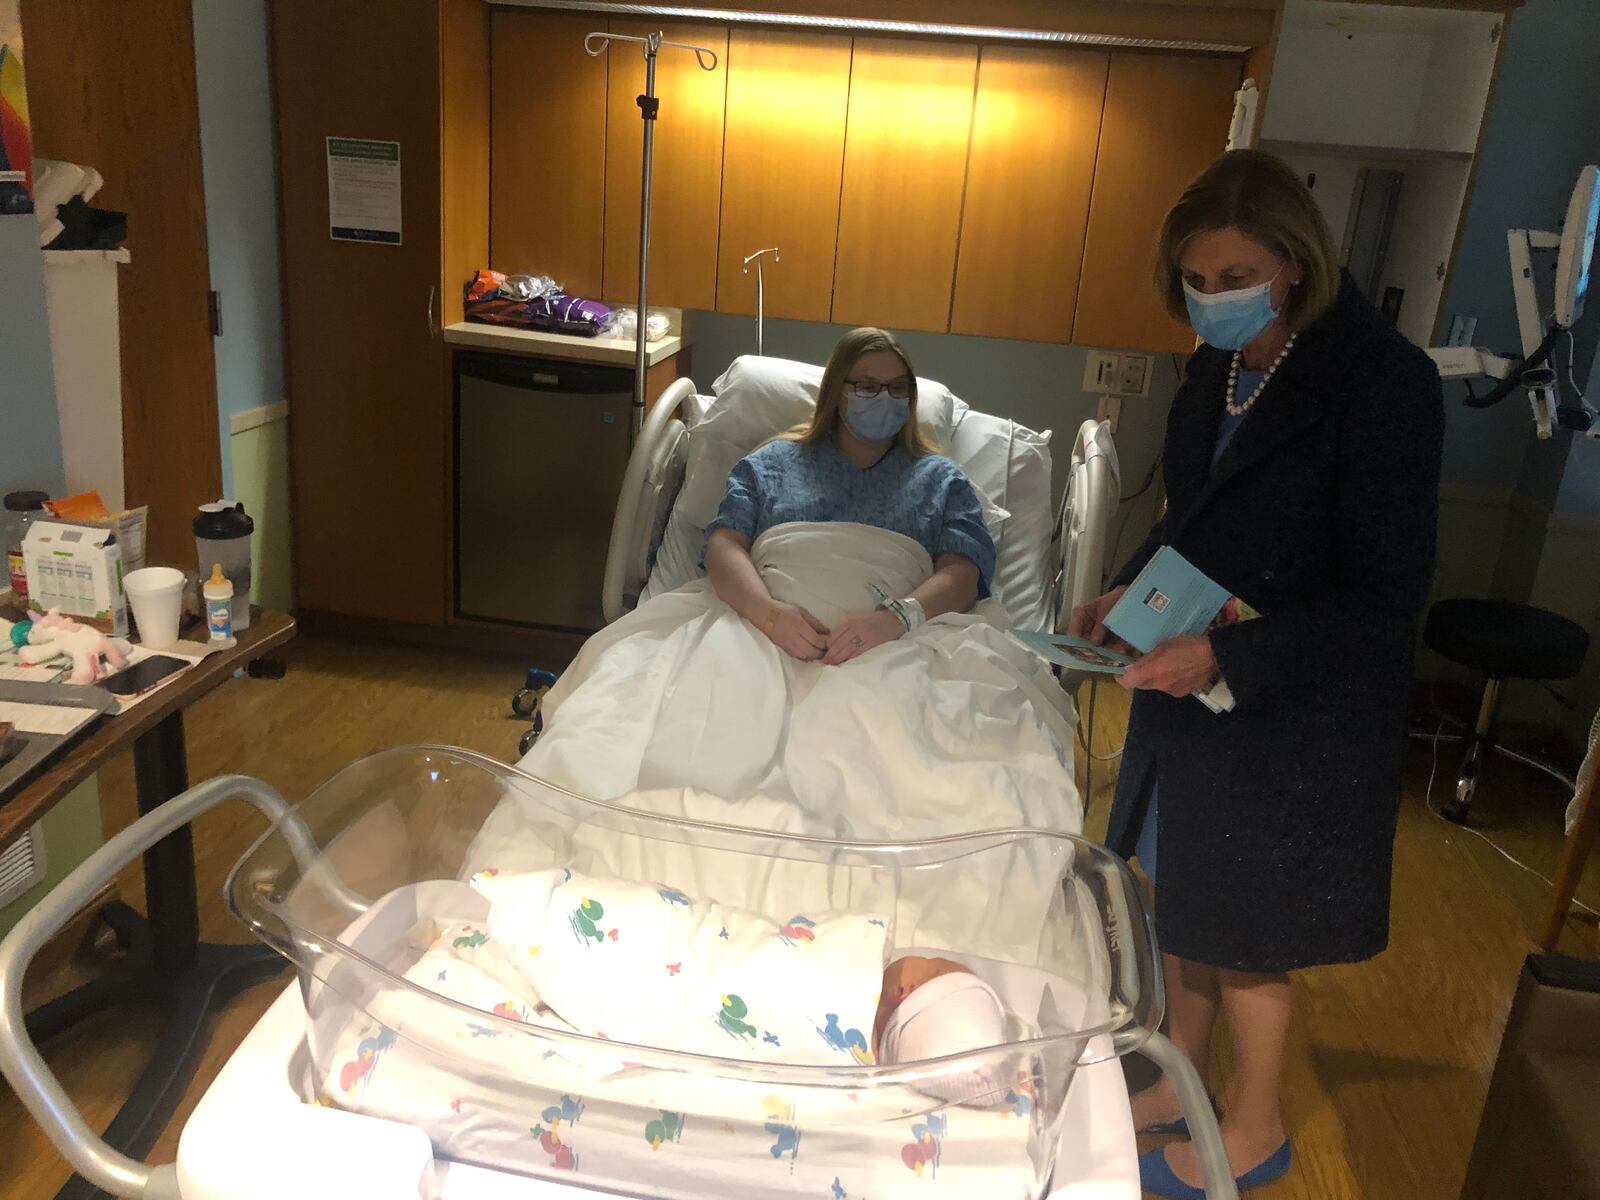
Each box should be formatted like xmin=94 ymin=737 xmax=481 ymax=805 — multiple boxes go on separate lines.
xmin=0 ymin=700 xmax=96 ymax=736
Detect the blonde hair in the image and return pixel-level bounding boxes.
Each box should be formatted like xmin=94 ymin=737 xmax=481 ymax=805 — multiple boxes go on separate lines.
xmin=1155 ymin=149 xmax=1340 ymax=333
xmin=784 ymin=326 xmax=940 ymax=457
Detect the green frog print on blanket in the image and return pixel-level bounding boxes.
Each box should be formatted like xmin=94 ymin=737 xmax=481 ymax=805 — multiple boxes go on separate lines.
xmin=569 ymin=897 xmax=618 ymax=945
xmin=717 ymin=993 xmax=759 ymax=1041
xmin=643 ymin=1110 xmax=685 ymax=1149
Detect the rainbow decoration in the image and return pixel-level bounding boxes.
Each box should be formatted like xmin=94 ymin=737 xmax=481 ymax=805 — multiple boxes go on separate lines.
xmin=0 ymin=32 xmax=34 ymax=210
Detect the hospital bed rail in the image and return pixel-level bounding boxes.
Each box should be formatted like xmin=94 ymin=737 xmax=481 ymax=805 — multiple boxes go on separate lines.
xmin=0 ymin=775 xmax=359 ymax=1200
xmin=603 ymin=374 xmax=697 ymax=624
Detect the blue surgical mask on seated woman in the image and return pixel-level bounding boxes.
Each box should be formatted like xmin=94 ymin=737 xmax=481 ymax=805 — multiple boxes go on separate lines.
xmin=842 ymin=389 xmax=911 ymax=442
xmin=1182 ymin=266 xmax=1284 ymax=350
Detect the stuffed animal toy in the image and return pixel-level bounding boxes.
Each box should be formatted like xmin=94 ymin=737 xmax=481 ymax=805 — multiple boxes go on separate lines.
xmin=0 ymin=610 xmax=129 ymax=685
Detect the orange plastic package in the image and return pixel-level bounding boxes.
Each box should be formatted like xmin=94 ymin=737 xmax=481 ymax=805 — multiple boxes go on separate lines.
xmin=44 ymin=491 xmax=111 ymax=520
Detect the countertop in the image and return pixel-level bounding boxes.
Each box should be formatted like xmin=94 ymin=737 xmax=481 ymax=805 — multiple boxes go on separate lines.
xmin=443 ymin=321 xmax=688 ymax=368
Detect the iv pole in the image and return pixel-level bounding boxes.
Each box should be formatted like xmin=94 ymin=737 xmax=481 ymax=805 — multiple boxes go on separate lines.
xmin=584 ymin=30 xmax=718 ymax=442
xmin=742 ymin=247 xmax=780 ymax=355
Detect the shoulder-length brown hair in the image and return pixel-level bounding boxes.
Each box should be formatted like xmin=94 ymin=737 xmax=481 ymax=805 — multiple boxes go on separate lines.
xmin=1155 ymin=149 xmax=1340 ymax=333
xmin=783 ymin=326 xmax=941 ymax=457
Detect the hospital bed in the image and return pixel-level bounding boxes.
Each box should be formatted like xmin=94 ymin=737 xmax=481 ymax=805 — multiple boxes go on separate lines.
xmin=0 ymin=748 xmax=1237 ymax=1200
xmin=507 ymin=356 xmax=1118 ymax=755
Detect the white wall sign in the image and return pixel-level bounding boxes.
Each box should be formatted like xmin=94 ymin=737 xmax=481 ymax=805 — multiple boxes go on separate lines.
xmin=326 ymin=136 xmax=400 ymax=245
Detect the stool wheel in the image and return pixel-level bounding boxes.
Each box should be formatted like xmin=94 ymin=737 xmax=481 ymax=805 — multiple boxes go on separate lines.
xmin=511 ymin=688 xmax=539 ymax=719
xmin=518 ymin=727 xmax=539 ymax=757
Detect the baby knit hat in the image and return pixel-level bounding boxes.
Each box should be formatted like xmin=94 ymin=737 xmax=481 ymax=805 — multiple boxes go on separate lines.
xmin=877 ymin=970 xmax=1010 ymax=1106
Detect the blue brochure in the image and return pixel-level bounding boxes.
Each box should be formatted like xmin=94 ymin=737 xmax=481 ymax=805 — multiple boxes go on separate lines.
xmin=1105 ymin=546 xmax=1259 ymax=714
xmin=1009 ymin=630 xmax=1135 ymax=674
xmin=1105 ymin=546 xmax=1232 ymax=652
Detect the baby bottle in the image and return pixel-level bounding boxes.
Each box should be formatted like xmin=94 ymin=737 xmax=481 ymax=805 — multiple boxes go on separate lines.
xmin=204 ymin=562 xmax=235 ymax=647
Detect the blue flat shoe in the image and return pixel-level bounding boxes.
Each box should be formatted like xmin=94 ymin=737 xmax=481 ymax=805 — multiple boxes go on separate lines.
xmin=1138 ymin=1139 xmax=1293 ymax=1198
xmin=1139 ymin=1093 xmax=1220 ymax=1137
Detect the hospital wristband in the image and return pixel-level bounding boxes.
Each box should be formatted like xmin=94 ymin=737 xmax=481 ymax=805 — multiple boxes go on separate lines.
xmin=881 ymin=596 xmax=926 ymax=632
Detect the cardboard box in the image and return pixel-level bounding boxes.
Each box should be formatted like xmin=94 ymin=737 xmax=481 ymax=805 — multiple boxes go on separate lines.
xmin=22 ymin=521 xmax=129 ymax=636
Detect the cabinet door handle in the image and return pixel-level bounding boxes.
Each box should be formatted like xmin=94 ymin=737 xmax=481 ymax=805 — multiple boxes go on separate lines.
xmin=426 ymin=283 xmax=437 ymax=335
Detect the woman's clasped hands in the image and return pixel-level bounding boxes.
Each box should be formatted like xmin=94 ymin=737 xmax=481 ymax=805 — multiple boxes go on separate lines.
xmin=758 ymin=603 xmax=906 ymax=665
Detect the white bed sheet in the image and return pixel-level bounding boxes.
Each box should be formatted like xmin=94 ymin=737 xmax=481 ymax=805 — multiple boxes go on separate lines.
xmin=485 ymin=521 xmax=1079 ymax=851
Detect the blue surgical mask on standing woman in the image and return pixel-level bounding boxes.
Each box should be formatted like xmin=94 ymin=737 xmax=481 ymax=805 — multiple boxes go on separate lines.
xmin=842 ymin=389 xmax=911 ymax=442
xmin=1182 ymin=267 xmax=1284 ymax=350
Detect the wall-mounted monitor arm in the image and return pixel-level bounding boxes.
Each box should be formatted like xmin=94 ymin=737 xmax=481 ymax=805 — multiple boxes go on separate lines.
xmin=1426 ymin=166 xmax=1600 ymax=440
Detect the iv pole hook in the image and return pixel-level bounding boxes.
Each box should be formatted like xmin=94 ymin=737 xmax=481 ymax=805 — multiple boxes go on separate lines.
xmin=742 ymin=247 xmax=780 ymax=356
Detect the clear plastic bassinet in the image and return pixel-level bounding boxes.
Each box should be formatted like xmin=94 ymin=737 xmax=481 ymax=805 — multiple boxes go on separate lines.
xmin=225 ymin=745 xmax=1161 ymax=1199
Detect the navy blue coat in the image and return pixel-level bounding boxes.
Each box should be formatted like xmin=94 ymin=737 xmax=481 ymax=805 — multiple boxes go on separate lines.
xmin=1106 ymin=275 xmax=1444 ymax=972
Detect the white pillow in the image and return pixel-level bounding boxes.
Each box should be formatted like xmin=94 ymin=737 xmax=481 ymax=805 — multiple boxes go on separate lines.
xmin=949 ymin=411 xmax=1054 ymax=631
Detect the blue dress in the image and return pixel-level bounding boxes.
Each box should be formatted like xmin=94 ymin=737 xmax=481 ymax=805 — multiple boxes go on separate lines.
xmin=702 ymin=438 xmax=996 ymax=599
xmin=1135 ymin=369 xmax=1262 ymax=882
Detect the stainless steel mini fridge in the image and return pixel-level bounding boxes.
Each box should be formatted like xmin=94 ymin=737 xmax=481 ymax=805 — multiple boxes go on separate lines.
xmin=454 ymin=351 xmax=632 ymax=631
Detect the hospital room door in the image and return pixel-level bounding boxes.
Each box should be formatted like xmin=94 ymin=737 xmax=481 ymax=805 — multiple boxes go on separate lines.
xmin=454 ymin=351 xmax=632 ymax=631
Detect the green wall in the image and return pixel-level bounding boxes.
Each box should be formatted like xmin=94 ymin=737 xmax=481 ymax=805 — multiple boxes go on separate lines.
xmin=230 ymin=415 xmax=294 ymax=612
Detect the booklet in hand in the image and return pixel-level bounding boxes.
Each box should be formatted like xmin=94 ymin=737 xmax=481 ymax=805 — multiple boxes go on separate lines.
xmin=1104 ymin=546 xmax=1258 ymax=713
xmin=1009 ymin=630 xmax=1136 ymax=674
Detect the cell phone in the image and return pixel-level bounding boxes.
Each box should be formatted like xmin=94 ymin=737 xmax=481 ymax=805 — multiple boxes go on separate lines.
xmin=97 ymin=655 xmax=189 ymax=697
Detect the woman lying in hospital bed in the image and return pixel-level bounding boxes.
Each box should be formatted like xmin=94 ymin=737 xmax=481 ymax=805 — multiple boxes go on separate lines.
xmin=474 ymin=327 xmax=1079 ymax=852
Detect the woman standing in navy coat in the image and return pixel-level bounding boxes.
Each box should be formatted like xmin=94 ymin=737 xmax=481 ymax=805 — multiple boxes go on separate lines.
xmin=1071 ymin=151 xmax=1443 ymax=1197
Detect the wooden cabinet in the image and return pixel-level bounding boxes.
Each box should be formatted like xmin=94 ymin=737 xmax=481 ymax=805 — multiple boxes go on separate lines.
xmin=951 ymin=47 xmax=1109 ymax=343
xmin=831 ymin=39 xmax=979 ymax=332
xmin=272 ymin=0 xmax=487 ymax=625
xmin=483 ymin=12 xmax=1245 ymax=350
xmin=716 ymin=29 xmax=852 ymax=322
xmin=489 ymin=11 xmax=607 ymax=297
xmin=1072 ymin=53 xmax=1243 ymax=353
xmin=602 ymin=22 xmax=729 ymax=311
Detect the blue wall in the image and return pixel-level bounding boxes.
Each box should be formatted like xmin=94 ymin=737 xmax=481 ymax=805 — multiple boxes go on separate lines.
xmin=1436 ymin=0 xmax=1600 ymax=499
xmin=0 ymin=214 xmax=64 ymax=496
xmin=191 ymin=0 xmax=284 ymax=499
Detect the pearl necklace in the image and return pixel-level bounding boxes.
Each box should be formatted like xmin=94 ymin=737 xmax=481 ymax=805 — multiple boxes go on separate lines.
xmin=1225 ymin=335 xmax=1296 ymax=416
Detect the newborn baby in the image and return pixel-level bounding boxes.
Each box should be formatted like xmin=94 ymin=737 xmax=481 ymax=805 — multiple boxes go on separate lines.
xmin=463 ymin=866 xmax=1008 ymax=1092
xmin=875 ymin=953 xmax=1007 ymax=1066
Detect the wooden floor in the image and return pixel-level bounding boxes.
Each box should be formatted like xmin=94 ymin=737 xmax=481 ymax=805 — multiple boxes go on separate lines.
xmin=1 ymin=636 xmax=1595 ymax=1199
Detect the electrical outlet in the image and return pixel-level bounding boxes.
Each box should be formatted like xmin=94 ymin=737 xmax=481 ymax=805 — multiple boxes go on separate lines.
xmin=1117 ymin=353 xmax=1153 ymax=397
xmin=1096 ymin=395 xmax=1123 ymax=434
xmin=1083 ymin=349 xmax=1152 ymax=397
xmin=1082 ymin=351 xmax=1121 ymax=394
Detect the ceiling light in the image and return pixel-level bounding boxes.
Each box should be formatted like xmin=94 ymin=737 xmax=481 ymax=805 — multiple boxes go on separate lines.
xmin=488 ymin=0 xmax=1252 ymax=55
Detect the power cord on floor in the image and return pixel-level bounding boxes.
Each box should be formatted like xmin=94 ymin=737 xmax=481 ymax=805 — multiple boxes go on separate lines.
xmin=1422 ymin=708 xmax=1599 ymax=918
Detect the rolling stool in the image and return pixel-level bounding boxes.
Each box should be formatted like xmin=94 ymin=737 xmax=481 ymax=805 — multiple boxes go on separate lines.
xmin=1423 ymin=599 xmax=1590 ymax=823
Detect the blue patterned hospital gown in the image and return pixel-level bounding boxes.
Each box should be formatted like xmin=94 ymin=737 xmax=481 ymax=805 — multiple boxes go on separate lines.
xmin=702 ymin=438 xmax=996 ymax=599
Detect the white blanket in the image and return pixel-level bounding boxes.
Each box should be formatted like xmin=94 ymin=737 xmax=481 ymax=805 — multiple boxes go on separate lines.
xmin=477 ymin=521 xmax=1080 ymax=846
xmin=315 ymin=890 xmax=1064 ymax=1200
xmin=468 ymin=866 xmax=887 ymax=1065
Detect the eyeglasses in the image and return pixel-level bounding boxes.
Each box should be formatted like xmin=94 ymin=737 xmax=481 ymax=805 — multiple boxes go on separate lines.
xmin=844 ymin=378 xmax=913 ymax=400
